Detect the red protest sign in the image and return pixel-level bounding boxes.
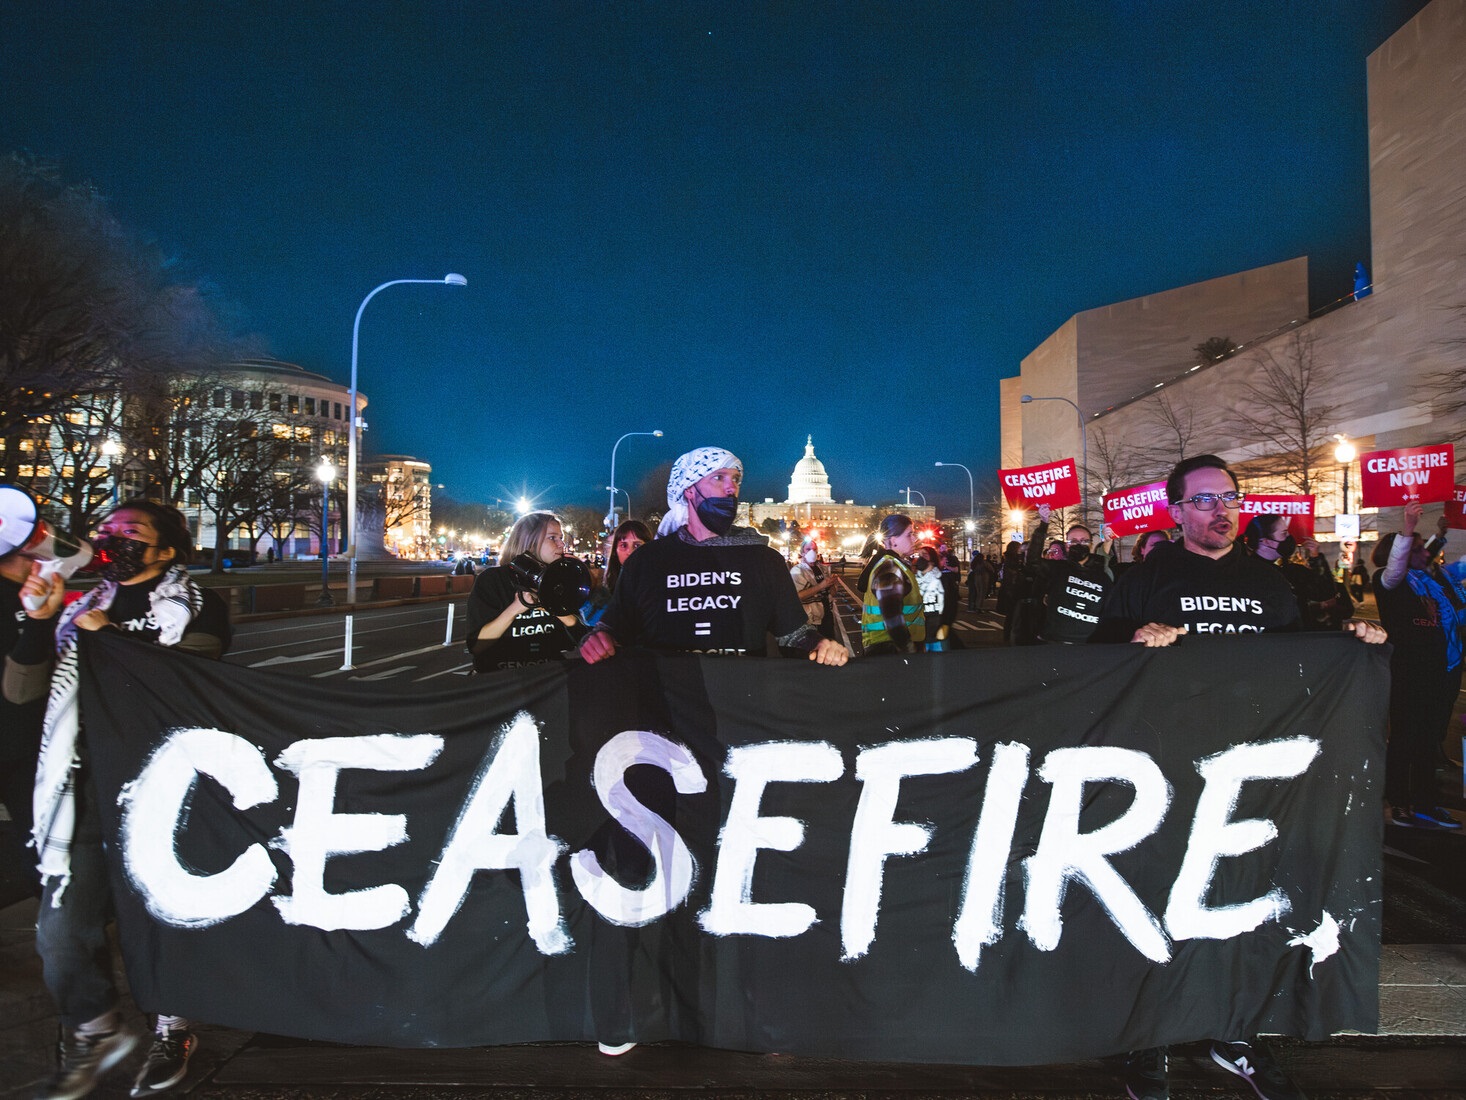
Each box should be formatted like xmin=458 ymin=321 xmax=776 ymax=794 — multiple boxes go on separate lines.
xmin=1102 ymin=481 xmax=1172 ymax=538
xmin=1359 ymin=444 xmax=1456 ymax=507
xmin=999 ymin=458 xmax=1081 ymax=510
xmin=1444 ymin=485 xmax=1466 ymax=530
xmin=1237 ymin=495 xmax=1315 ymax=542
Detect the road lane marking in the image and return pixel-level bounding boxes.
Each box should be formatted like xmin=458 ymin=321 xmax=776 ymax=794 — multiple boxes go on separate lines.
xmin=309 ymin=643 xmax=447 ymax=678
xmin=416 ymin=662 xmax=475 ymax=680
xmin=248 ymin=648 xmax=341 ymax=668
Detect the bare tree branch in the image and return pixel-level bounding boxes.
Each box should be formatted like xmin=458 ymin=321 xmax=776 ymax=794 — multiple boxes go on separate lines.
xmin=1229 ymin=331 xmax=1339 ymax=495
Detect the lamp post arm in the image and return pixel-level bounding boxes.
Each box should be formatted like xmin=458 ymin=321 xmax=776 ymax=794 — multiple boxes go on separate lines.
xmin=344 ymin=275 xmax=465 ymax=620
xmin=606 ymin=429 xmax=663 ymax=529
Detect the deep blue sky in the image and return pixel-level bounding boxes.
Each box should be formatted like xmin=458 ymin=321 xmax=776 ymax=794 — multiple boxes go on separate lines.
xmin=1 ymin=1 xmax=1429 ymax=516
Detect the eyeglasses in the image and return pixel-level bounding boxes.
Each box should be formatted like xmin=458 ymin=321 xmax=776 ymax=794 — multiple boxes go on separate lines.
xmin=1173 ymin=491 xmax=1245 ymax=511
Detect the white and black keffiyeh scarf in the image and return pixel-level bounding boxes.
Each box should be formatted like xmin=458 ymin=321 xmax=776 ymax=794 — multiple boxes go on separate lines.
xmin=32 ymin=565 xmax=203 ymax=903
xmin=657 ymin=446 xmax=743 ymax=537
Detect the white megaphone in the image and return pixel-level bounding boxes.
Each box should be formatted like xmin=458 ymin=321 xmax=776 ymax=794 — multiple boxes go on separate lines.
xmin=0 ymin=486 xmax=94 ymax=611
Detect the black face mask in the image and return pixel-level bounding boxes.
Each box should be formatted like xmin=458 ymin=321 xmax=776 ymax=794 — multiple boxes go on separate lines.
xmin=1066 ymin=543 xmax=1089 ymax=563
xmin=93 ymin=535 xmax=154 ymax=583
xmin=693 ymin=491 xmax=738 ymax=536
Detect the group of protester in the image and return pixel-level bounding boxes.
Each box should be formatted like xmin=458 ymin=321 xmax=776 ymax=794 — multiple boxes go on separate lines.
xmin=3 ymin=445 xmax=1463 ymax=1100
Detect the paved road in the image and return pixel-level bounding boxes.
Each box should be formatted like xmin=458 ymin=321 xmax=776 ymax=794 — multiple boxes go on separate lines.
xmin=226 ymin=600 xmax=477 ymax=682
xmin=220 ymin=582 xmax=1008 ymax=683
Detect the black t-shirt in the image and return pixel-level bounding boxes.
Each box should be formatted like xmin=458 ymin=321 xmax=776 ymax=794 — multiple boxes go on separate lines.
xmin=1276 ymin=557 xmax=1351 ymax=631
xmin=1037 ymin=554 xmax=1112 ymax=644
xmin=598 ymin=529 xmax=812 ymax=656
xmin=465 ymin=567 xmax=585 ymax=673
xmin=1091 ymin=540 xmax=1300 ymax=643
xmin=105 ymin=572 xmax=233 ymax=650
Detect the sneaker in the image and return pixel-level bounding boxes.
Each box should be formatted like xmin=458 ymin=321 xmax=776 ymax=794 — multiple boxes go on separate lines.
xmin=130 ymin=1029 xmax=196 ymax=1096
xmin=36 ymin=1028 xmax=138 ymax=1100
xmin=1119 ymin=1045 xmax=1168 ymax=1100
xmin=1413 ymin=807 xmax=1462 ymax=829
xmin=1388 ymin=806 xmax=1419 ymax=827
xmin=596 ymin=1041 xmax=637 ymax=1056
xmin=1209 ymin=1040 xmax=1306 ymax=1100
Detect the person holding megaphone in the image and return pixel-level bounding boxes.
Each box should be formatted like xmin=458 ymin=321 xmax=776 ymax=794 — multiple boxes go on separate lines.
xmin=465 ymin=509 xmax=590 ymax=673
xmin=5 ymin=498 xmax=230 ymax=1100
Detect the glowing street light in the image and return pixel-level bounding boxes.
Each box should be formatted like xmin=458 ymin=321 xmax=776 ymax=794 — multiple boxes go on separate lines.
xmin=315 ymin=458 xmax=336 ymax=607
xmin=1334 ymin=434 xmax=1357 ymax=515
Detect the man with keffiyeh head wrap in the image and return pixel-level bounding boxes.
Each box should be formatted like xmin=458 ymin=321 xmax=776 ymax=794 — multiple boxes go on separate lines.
xmin=581 ymin=446 xmax=848 ymax=665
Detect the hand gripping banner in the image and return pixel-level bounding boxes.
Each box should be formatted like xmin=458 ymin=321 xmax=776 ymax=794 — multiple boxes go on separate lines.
xmin=77 ymin=631 xmax=1387 ymax=1064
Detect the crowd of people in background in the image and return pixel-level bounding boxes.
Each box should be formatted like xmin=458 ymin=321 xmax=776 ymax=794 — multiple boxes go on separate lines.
xmin=3 ymin=444 xmax=1464 ymax=1100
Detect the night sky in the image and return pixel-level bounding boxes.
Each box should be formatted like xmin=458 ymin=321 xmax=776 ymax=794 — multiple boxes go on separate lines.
xmin=1 ymin=2 xmax=1430 ymax=516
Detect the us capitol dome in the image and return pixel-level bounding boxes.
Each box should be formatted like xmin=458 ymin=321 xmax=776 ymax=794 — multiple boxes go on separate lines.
xmin=744 ymin=436 xmax=934 ymax=544
xmin=788 ymin=435 xmax=835 ymax=504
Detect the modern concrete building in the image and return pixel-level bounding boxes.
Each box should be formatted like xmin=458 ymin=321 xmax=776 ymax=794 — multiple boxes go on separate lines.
xmin=1002 ymin=0 xmax=1466 ymax=545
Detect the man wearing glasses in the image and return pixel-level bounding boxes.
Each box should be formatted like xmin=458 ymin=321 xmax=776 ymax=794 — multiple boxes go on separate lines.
xmin=1093 ymin=454 xmax=1383 ymax=646
xmin=1093 ymin=454 xmax=1384 ymax=1100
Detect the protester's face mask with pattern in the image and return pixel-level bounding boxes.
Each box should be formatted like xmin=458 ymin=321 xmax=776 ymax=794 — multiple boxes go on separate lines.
xmin=93 ymin=510 xmax=174 ymax=584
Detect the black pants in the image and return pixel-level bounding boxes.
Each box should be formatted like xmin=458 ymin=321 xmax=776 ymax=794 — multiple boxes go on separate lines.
xmin=1385 ymin=656 xmax=1462 ymax=808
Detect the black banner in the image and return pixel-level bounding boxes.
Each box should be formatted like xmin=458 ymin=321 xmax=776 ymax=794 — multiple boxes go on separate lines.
xmin=78 ymin=631 xmax=1387 ymax=1064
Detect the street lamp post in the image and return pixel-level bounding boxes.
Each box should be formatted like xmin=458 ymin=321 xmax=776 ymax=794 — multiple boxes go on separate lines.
xmin=343 ymin=272 xmax=463 ymax=607
xmin=934 ymin=461 xmax=974 ymax=560
xmin=100 ymin=439 xmax=125 ymax=505
xmin=605 ymin=485 xmax=631 ymax=519
xmin=902 ymin=488 xmax=926 ymax=507
xmin=606 ymin=430 xmax=663 ymax=528
xmin=342 ymin=274 xmax=466 ymax=669
xmin=1334 ymin=435 xmax=1357 ymax=516
xmin=1021 ymin=394 xmax=1088 ymax=521
xmin=315 ymin=458 xmax=336 ymax=606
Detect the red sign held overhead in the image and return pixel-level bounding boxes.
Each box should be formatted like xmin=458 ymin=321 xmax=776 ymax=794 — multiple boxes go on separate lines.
xmin=1102 ymin=481 xmax=1172 ymax=538
xmin=1358 ymin=444 xmax=1455 ymax=507
xmin=1444 ymin=485 xmax=1466 ymax=530
xmin=1237 ymin=495 xmax=1316 ymax=543
xmin=999 ymin=458 xmax=1081 ymax=511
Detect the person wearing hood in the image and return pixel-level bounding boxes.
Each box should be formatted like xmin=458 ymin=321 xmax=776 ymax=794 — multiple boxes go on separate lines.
xmin=580 ymin=447 xmax=847 ymax=665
